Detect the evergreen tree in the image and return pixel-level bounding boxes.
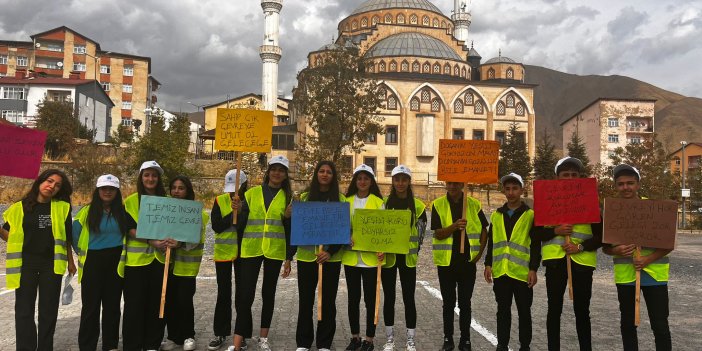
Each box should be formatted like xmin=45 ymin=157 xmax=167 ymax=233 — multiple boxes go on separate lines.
xmin=498 ymin=122 xmax=532 ymax=180
xmin=566 ymin=130 xmax=592 ymax=176
xmin=533 ymin=129 xmax=559 ymax=180
xmin=35 ymin=99 xmax=81 ymax=158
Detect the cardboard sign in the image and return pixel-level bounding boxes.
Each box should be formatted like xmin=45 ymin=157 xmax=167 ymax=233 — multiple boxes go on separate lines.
xmin=215 ymin=108 xmax=273 ymax=152
xmin=291 ymin=201 xmax=351 ymax=246
xmin=0 ymin=124 xmax=47 ymax=179
xmin=351 ymin=209 xmax=412 ymax=254
xmin=437 ymin=139 xmax=499 ymax=184
xmin=136 ymin=195 xmax=204 ymax=243
xmin=602 ymin=198 xmax=677 ymax=250
xmin=533 ymin=178 xmax=601 ymax=226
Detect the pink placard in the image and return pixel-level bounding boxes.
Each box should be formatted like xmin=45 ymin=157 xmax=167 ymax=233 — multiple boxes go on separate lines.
xmin=0 ymin=124 xmax=47 ymax=179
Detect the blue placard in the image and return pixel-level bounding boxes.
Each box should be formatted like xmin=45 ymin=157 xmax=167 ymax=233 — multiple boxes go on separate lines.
xmin=291 ymin=201 xmax=351 ymax=246
xmin=136 ymin=195 xmax=204 ymax=243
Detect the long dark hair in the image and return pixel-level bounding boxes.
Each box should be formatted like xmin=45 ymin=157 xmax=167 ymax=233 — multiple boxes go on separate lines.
xmin=169 ymin=175 xmax=195 ymax=200
xmin=386 ymin=174 xmax=416 ymax=227
xmin=308 ymin=161 xmax=341 ymax=202
xmin=345 ymin=170 xmax=382 ymax=199
xmin=87 ymin=186 xmax=127 ymax=235
xmin=263 ymin=164 xmax=292 ymax=205
xmin=136 ymin=168 xmax=166 ymax=198
xmin=22 ymin=169 xmax=73 ymax=212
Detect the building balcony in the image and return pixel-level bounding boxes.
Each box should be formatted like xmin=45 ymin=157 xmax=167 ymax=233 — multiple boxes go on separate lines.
xmin=34 ymin=67 xmax=63 ymax=76
xmin=35 ymin=49 xmax=65 ymax=59
xmin=626 ymin=127 xmax=654 ymax=133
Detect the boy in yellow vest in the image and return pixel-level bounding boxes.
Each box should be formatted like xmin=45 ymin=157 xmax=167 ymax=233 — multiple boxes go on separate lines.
xmin=484 ymin=173 xmax=540 ymax=351
xmin=603 ymin=164 xmax=672 ymax=351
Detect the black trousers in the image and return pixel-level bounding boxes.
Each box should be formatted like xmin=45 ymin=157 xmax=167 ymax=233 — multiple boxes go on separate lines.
xmin=15 ymin=262 xmax=62 ymax=351
xmin=545 ymin=259 xmax=594 ymax=351
xmin=296 ymin=260 xmax=341 ymax=349
xmin=437 ymin=256 xmax=476 ymax=340
xmin=122 ymin=261 xmax=166 ymax=351
xmin=381 ymin=254 xmax=417 ymax=329
xmin=345 ymin=265 xmax=379 ymax=338
xmin=234 ymin=256 xmax=282 ymax=338
xmin=213 ymin=260 xmax=241 ymax=337
xmin=78 ymin=247 xmax=124 ymax=351
xmin=164 ymin=273 xmax=197 ymax=344
xmin=616 ymin=284 xmax=671 ymax=351
xmin=493 ymin=276 xmax=533 ymax=350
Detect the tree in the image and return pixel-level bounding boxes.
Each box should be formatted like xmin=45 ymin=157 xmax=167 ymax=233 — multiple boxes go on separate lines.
xmin=566 ymin=130 xmax=592 ymax=176
xmin=292 ymin=46 xmax=385 ymax=178
xmin=111 ymin=125 xmax=134 ymax=146
xmin=688 ymin=166 xmax=702 ymax=229
xmin=533 ymin=129 xmax=559 ymax=180
xmin=35 ymin=100 xmax=82 ymax=158
xmin=498 ymin=122 xmax=532 ymax=180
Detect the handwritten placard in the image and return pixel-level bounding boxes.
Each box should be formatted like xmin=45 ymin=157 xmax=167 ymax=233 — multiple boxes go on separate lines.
xmin=533 ymin=178 xmax=601 ymax=226
xmin=602 ymin=198 xmax=677 ymax=250
xmin=0 ymin=124 xmax=47 ymax=179
xmin=291 ymin=201 xmax=351 ymax=246
xmin=351 ymin=209 xmax=412 ymax=254
xmin=136 ymin=195 xmax=204 ymax=243
xmin=215 ymin=108 xmax=273 ymax=152
xmin=437 ymin=139 xmax=500 ymax=184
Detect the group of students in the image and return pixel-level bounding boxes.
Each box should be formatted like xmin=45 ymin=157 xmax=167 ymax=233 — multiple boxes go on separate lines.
xmin=0 ymin=155 xmax=671 ymax=351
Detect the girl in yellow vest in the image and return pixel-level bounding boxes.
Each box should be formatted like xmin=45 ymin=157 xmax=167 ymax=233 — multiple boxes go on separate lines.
xmin=160 ymin=175 xmax=209 ymax=351
xmin=230 ymin=155 xmax=294 ymax=351
xmin=379 ymin=165 xmax=426 ymax=351
xmin=1 ymin=169 xmax=75 ymax=351
xmin=72 ymin=174 xmax=127 ymax=351
xmin=293 ymin=160 xmax=346 ymax=351
xmin=483 ymin=173 xmax=540 ymax=351
xmin=603 ymin=164 xmax=672 ymax=351
xmin=122 ymin=161 xmax=178 ymax=351
xmin=209 ymin=169 xmax=248 ymax=351
xmin=343 ymin=164 xmax=385 ymax=351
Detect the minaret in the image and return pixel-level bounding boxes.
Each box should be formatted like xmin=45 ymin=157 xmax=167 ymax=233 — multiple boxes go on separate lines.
xmin=452 ymin=0 xmax=472 ymax=47
xmin=260 ymin=0 xmax=283 ymax=113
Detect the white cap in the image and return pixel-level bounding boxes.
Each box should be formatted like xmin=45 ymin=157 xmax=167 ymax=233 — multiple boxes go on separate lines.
xmin=353 ymin=164 xmax=375 ymax=178
xmin=223 ymin=169 xmax=247 ymax=193
xmin=96 ymin=174 xmax=120 ymax=188
xmin=268 ymin=155 xmax=289 ymax=169
xmin=391 ymin=165 xmax=412 ymax=177
xmin=139 ymin=160 xmax=164 ymax=175
xmin=554 ymin=156 xmax=584 ymax=174
xmin=613 ymin=164 xmax=641 ymax=180
xmin=500 ymin=172 xmax=524 ymax=187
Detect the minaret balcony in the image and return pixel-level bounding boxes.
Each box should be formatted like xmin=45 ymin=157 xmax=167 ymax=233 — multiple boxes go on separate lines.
xmin=261 ymin=0 xmax=283 ymax=12
xmin=451 ymin=12 xmax=472 ymax=23
xmin=260 ymin=45 xmax=282 ymax=61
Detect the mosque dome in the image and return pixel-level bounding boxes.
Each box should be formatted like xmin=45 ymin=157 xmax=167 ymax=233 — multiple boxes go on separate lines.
xmin=351 ymin=0 xmax=444 ymax=16
xmin=484 ymin=56 xmax=517 ymax=64
xmin=364 ymin=32 xmax=463 ymax=61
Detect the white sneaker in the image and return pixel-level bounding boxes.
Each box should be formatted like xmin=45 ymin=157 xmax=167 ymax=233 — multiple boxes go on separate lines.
xmin=405 ymin=337 xmax=416 ymax=351
xmin=258 ymin=337 xmax=271 ymax=351
xmin=319 ymin=349 xmax=331 ymax=351
xmin=161 ymin=339 xmax=177 ymax=351
xmin=184 ymin=338 xmax=197 ymax=351
xmin=226 ymin=347 xmax=235 ymax=351
xmin=383 ymin=340 xmax=395 ymax=351
xmin=296 ymin=348 xmax=310 ymax=351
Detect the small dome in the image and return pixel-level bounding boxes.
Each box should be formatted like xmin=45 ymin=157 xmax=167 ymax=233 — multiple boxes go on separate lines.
xmin=318 ymin=43 xmax=342 ymax=51
xmin=351 ymin=0 xmax=444 ymax=16
xmin=484 ymin=56 xmax=517 ymax=64
xmin=364 ymin=32 xmax=463 ymax=61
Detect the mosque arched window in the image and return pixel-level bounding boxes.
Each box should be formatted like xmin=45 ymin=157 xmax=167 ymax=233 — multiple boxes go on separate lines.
xmin=422 ymin=16 xmax=430 ymax=26
xmin=385 ymin=14 xmax=392 ymax=23
xmin=465 ymin=92 xmax=474 ymax=105
xmin=488 ymin=68 xmax=495 ymax=79
xmin=361 ymin=18 xmax=368 ymax=27
xmin=368 ymin=63 xmax=374 ymax=72
xmin=496 ymin=101 xmax=506 ymax=115
xmin=516 ymin=103 xmax=525 ymax=116
xmin=345 ymin=24 xmax=349 ymax=31
xmin=379 ymin=61 xmax=386 ymax=72
xmin=433 ymin=18 xmax=439 ymax=27
xmin=388 ymin=96 xmax=397 ymax=110
xmin=506 ymin=95 xmax=515 ymax=107
xmin=397 ymin=14 xmax=405 ymax=24
xmin=372 ymin=16 xmax=379 ymax=25
xmin=410 ymin=97 xmax=420 ymax=111
xmin=423 ymin=62 xmax=431 ymax=73
xmin=461 ymin=67 xmax=467 ymax=78
xmin=506 ymin=67 xmax=514 ymax=79
xmin=454 ymin=100 xmax=464 ymax=113
xmin=401 ymin=60 xmax=409 ymax=72
xmin=431 ymin=98 xmax=441 ymax=112
xmin=412 ymin=61 xmax=420 ymax=72
xmin=410 ymin=14 xmax=418 ymax=24
xmin=352 ymin=20 xmax=358 ymax=30
xmin=390 ymin=60 xmax=397 ymax=71
xmin=433 ymin=63 xmax=441 ymax=74
xmin=454 ymin=65 xmax=460 ymax=76
xmin=474 ymin=101 xmax=484 ymax=114
xmin=441 ymin=20 xmax=447 ymax=28
xmin=444 ymin=63 xmax=451 ymax=75
xmin=421 ymin=89 xmax=431 ymax=103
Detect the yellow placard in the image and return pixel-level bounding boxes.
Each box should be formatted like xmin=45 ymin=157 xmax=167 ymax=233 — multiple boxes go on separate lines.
xmin=215 ymin=108 xmax=273 ymax=152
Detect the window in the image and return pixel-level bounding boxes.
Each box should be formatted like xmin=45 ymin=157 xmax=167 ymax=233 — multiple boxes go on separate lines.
xmin=372 ymin=16 xmax=379 ymax=25
xmin=516 ymin=103 xmax=525 ymax=116
xmin=453 ymin=129 xmax=464 ymax=140
xmin=385 ymin=125 xmax=398 ymax=144
xmin=401 ymin=60 xmax=409 ymax=71
xmin=385 ymin=157 xmax=398 ymax=176
xmin=675 ymin=157 xmax=681 ymax=165
xmin=629 ymin=136 xmax=641 ymax=144
xmin=433 ymin=18 xmax=439 ymax=27
xmin=100 ymin=65 xmax=111 ymax=74
xmin=441 ymin=20 xmax=447 ymax=28
xmin=461 ymin=67 xmax=466 ymax=77
xmin=361 ymin=18 xmax=368 ymax=27
xmin=397 ymin=14 xmax=405 ymax=24
xmin=366 ymin=132 xmax=377 ymax=144
xmin=423 ymin=62 xmax=430 ymax=73
xmin=47 ymin=43 xmax=63 ymax=52
xmin=1 ymin=87 xmax=26 ymax=100
xmin=608 ymin=134 xmax=619 ymax=143
xmin=410 ymin=97 xmax=420 ymax=111
xmin=121 ymin=119 xmax=132 ymax=126
xmin=506 ymin=67 xmax=514 ymax=79
xmin=390 ymin=61 xmax=397 ymax=71
xmin=421 ymin=89 xmax=430 ymax=103
xmin=433 ymin=63 xmax=440 ymax=73
xmin=363 ymin=157 xmax=377 ymax=173
xmin=272 ymin=134 xmax=295 ymax=150
xmin=17 ymin=56 xmax=28 ymax=66
xmin=379 ymin=61 xmax=386 ymax=72
xmin=454 ymin=66 xmax=460 ymax=76
xmin=495 ymin=131 xmax=506 ymax=145
xmin=384 ymin=14 xmax=392 ymax=23
xmin=410 ymin=14 xmax=418 ymax=24
xmin=412 ymin=61 xmax=420 ymax=72
xmin=454 ymin=100 xmax=464 ymax=113
xmin=496 ymin=101 xmax=506 ymax=115
xmin=422 ymin=16 xmax=430 ymax=26
xmin=101 ymin=82 xmax=110 ymax=91
xmin=123 ymin=65 xmax=134 ymax=76
xmin=431 ymin=98 xmax=441 ymax=112
xmin=352 ymin=20 xmax=358 ymax=30
xmin=444 ymin=64 xmax=451 ymax=75
xmin=473 ymin=130 xmax=485 ymax=140
xmin=488 ymin=68 xmax=495 ymax=79
xmin=608 ymin=118 xmax=619 ymax=127
xmin=465 ymin=92 xmax=473 ymax=105
xmin=0 ymin=55 xmax=7 ymax=64
xmin=122 ymin=101 xmax=132 ymax=110
xmin=73 ymin=62 xmax=87 ymax=71
xmin=506 ymin=95 xmax=515 ymax=107
xmin=2 ymin=110 xmax=25 ymax=123
xmin=123 ymin=84 xmax=133 ymax=93
xmin=474 ymin=101 xmax=484 ymax=114
xmin=387 ymin=96 xmax=397 ymax=110
xmin=73 ymin=45 xmax=86 ymax=54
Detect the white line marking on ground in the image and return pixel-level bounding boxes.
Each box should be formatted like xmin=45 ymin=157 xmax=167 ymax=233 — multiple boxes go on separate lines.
xmin=0 ymin=288 xmax=13 ymax=296
xmin=418 ymin=280 xmax=512 ymax=351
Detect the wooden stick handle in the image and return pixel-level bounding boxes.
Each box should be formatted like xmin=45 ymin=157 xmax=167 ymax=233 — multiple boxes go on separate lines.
xmin=374 ymin=256 xmax=382 ymax=325
xmin=566 ymin=235 xmax=574 ymax=300
xmin=159 ymin=247 xmax=171 ymax=319
xmin=460 ymin=184 xmax=468 ymax=254
xmin=317 ymin=245 xmax=323 ymax=321
xmin=634 ymin=246 xmax=641 ymax=326
xmin=232 ymin=152 xmax=242 ymax=225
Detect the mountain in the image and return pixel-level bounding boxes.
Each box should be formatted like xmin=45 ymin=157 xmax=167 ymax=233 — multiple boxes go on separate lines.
xmin=524 ymin=64 xmax=702 ymax=153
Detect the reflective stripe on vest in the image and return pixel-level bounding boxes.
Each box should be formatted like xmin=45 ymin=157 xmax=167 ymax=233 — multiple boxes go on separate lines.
xmin=342 ymin=194 xmax=387 ymax=267
xmin=296 ymin=192 xmax=346 ymax=263
xmin=431 ymin=195 xmax=482 ymax=266
xmin=124 ymin=193 xmax=156 ymax=267
xmin=214 ymin=193 xmax=238 ymax=261
xmin=382 ymin=197 xmax=426 ymax=268
xmin=541 ymin=223 xmax=596 ymax=268
xmin=242 ymin=186 xmax=287 ymax=260
xmin=3 ymin=200 xmax=70 ymax=290
xmin=173 ymin=211 xmax=209 ymax=276
xmin=490 ymin=210 xmax=534 ymax=282
xmin=613 ymin=247 xmax=670 ymax=284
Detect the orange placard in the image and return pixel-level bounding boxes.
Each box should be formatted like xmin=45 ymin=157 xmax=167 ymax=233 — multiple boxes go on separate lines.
xmin=437 ymin=139 xmax=500 ymax=184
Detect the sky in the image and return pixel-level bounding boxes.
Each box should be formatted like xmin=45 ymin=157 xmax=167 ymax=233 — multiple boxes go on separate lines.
xmin=1 ymin=0 xmax=700 ymax=113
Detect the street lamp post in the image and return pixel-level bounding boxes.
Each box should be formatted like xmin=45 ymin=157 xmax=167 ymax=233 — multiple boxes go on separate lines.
xmin=681 ymin=141 xmax=688 ymax=229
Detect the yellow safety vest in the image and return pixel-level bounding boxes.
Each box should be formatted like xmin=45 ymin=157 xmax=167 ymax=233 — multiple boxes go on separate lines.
xmin=541 ymin=224 xmax=596 ymax=268
xmin=123 ymin=193 xmax=155 ymax=267
xmin=241 ymin=186 xmax=287 ymax=260
xmin=613 ymin=247 xmax=669 ymax=284
xmin=431 ymin=195 xmax=482 ymax=266
xmin=214 ymin=193 xmax=239 ymax=262
xmin=296 ymin=192 xmax=346 ymax=263
xmin=3 ymin=200 xmax=70 ymax=290
xmin=382 ymin=197 xmax=426 ymax=268
xmin=342 ymin=194 xmax=387 ymax=267
xmin=490 ymin=209 xmax=534 ymax=282
xmin=74 ymin=205 xmax=126 ymax=282
xmin=155 ymin=211 xmax=209 ymax=277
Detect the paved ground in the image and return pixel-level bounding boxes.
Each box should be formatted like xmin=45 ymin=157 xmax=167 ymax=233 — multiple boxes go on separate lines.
xmin=1 ymin=206 xmax=701 ymax=350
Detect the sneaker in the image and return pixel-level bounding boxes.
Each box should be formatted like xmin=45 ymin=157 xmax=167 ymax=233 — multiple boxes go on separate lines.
xmin=161 ymin=339 xmax=178 ymax=351
xmin=441 ymin=337 xmax=455 ymax=351
xmin=458 ymin=338 xmax=471 ymax=351
xmin=209 ymin=336 xmax=226 ymax=350
xmin=184 ymin=338 xmax=197 ymax=351
xmin=360 ymin=340 xmax=375 ymax=351
xmin=242 ymin=339 xmax=248 ymax=351
xmin=258 ymin=337 xmax=271 ymax=351
xmin=295 ymin=348 xmax=310 ymax=351
xmin=346 ymin=337 xmax=362 ymax=351
xmin=405 ymin=337 xmax=416 ymax=351
xmin=319 ymin=349 xmax=331 ymax=351
xmin=383 ymin=340 xmax=395 ymax=351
